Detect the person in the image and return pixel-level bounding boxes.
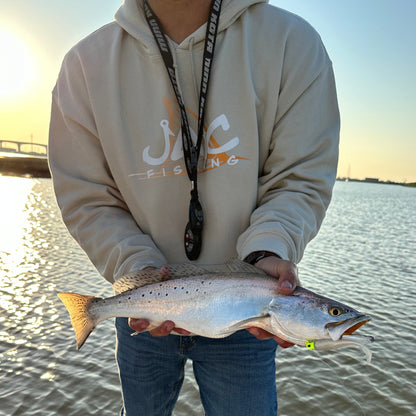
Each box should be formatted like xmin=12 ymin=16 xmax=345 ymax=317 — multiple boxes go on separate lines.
xmin=49 ymin=0 xmax=339 ymax=414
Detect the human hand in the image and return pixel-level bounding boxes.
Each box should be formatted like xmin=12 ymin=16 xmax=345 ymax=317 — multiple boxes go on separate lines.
xmin=128 ymin=318 xmax=191 ymax=336
xmin=247 ymin=256 xmax=300 ymax=347
xmin=128 ymin=266 xmax=191 ymax=337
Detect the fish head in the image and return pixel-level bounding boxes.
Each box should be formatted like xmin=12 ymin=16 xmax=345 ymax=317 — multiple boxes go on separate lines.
xmin=268 ymin=287 xmax=371 ymax=344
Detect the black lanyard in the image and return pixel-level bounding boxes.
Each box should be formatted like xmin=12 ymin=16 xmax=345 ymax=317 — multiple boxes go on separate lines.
xmin=144 ymin=0 xmax=222 ymax=260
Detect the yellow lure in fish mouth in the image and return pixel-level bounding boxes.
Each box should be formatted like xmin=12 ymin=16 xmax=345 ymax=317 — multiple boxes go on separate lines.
xmin=305 ymin=340 xmax=315 ymax=350
xmin=309 ymin=334 xmax=375 ymax=362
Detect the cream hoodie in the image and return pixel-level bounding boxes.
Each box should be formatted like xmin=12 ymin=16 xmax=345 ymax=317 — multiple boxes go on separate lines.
xmin=49 ymin=0 xmax=340 ymax=283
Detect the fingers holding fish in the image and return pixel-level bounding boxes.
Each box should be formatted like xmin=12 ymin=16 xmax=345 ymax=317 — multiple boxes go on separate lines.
xmin=254 ymin=256 xmax=300 ymax=295
xmin=128 ymin=317 xmax=191 ymax=337
xmin=128 ymin=317 xmax=150 ymax=333
xmin=149 ymin=320 xmax=175 ymax=337
xmin=149 ymin=321 xmax=192 ymax=337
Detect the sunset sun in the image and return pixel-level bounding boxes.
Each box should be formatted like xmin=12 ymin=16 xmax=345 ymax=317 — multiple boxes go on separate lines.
xmin=0 ymin=28 xmax=38 ymax=101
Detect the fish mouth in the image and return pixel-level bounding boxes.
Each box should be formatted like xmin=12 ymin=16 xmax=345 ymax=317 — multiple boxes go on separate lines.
xmin=326 ymin=314 xmax=371 ymax=341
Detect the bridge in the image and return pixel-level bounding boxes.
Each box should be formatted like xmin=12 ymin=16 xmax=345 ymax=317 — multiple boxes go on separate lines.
xmin=0 ymin=139 xmax=47 ymax=157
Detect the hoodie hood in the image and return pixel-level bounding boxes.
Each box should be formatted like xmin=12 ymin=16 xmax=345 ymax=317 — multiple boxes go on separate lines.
xmin=115 ymin=0 xmax=267 ymax=50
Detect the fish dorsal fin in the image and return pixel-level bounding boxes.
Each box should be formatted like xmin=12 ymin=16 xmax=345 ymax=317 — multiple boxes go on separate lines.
xmin=167 ymin=260 xmax=265 ymax=277
xmin=197 ymin=260 xmax=267 ymax=275
xmin=223 ymin=259 xmax=265 ymax=274
xmin=113 ymin=264 xmax=211 ymax=293
xmin=164 ymin=263 xmax=212 ymax=278
xmin=113 ymin=270 xmax=163 ymax=293
xmin=112 ymin=260 xmax=265 ymax=293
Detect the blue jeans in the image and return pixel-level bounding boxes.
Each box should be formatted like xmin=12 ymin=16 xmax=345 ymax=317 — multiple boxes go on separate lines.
xmin=115 ymin=317 xmax=278 ymax=416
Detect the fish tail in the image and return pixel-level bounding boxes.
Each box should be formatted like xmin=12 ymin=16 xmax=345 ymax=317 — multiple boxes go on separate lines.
xmin=58 ymin=292 xmax=100 ymax=350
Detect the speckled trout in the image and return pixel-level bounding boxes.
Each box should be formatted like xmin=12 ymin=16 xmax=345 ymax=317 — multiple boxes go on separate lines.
xmin=58 ymin=261 xmax=373 ymax=360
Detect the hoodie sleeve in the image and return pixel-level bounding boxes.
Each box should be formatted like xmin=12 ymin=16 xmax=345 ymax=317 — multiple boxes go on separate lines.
xmin=48 ymin=49 xmax=167 ymax=283
xmin=237 ymin=16 xmax=340 ymax=263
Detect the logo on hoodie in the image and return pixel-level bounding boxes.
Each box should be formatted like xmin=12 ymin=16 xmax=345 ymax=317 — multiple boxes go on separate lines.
xmin=130 ymin=98 xmax=249 ymax=180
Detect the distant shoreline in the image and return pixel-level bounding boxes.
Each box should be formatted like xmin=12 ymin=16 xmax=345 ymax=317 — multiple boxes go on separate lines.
xmin=0 ymin=154 xmax=414 ymax=187
xmin=0 ymin=154 xmax=50 ymax=178
xmin=337 ymin=178 xmax=416 ymax=188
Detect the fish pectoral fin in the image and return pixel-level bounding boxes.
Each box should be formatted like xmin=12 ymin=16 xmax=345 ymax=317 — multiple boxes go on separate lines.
xmin=217 ymin=315 xmax=272 ymax=336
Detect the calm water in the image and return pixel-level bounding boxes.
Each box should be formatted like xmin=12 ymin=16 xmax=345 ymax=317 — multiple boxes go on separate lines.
xmin=1 ymin=177 xmax=415 ymax=416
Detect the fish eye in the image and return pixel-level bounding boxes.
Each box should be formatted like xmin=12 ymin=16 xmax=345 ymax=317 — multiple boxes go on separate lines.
xmin=329 ymin=307 xmax=343 ymax=317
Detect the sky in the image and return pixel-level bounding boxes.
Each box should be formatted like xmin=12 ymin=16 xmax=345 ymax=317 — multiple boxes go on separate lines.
xmin=1 ymin=0 xmax=415 ymax=182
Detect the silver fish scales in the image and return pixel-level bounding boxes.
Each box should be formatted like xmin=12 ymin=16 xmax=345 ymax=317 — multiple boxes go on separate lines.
xmin=58 ymin=260 xmax=374 ymax=360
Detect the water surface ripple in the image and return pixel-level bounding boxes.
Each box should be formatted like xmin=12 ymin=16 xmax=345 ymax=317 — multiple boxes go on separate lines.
xmin=1 ymin=178 xmax=415 ymax=415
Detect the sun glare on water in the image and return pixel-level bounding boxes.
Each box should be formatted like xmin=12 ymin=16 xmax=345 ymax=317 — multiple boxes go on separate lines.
xmin=0 ymin=176 xmax=35 ymax=254
xmin=0 ymin=27 xmax=38 ymax=102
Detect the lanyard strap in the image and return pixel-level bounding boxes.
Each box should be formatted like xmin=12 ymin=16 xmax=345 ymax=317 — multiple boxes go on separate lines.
xmin=144 ymin=0 xmax=222 ymax=260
